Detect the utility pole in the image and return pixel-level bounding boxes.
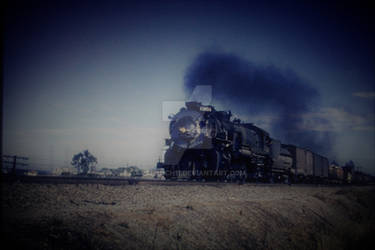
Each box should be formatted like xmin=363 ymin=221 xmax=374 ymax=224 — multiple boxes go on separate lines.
xmin=0 ymin=21 xmax=3 ymax=178
xmin=2 ymin=155 xmax=29 ymax=175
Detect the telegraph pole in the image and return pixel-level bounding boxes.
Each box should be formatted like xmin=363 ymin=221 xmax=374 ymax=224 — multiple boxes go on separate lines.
xmin=2 ymin=155 xmax=29 ymax=175
xmin=0 ymin=9 xmax=3 ymax=178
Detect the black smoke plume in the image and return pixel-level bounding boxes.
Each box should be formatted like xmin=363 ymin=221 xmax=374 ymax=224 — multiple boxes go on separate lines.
xmin=184 ymin=51 xmax=334 ymax=155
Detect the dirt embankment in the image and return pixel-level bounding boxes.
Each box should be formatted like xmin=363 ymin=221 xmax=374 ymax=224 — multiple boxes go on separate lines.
xmin=1 ymin=182 xmax=374 ymax=250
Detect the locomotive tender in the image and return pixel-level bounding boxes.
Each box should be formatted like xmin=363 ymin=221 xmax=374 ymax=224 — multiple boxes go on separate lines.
xmin=160 ymin=101 xmax=330 ymax=182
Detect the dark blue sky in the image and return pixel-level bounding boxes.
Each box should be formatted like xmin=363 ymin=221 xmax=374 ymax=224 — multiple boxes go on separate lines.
xmin=3 ymin=0 xmax=375 ymax=173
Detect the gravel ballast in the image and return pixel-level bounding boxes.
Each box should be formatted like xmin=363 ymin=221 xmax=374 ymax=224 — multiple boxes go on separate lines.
xmin=1 ymin=182 xmax=374 ymax=250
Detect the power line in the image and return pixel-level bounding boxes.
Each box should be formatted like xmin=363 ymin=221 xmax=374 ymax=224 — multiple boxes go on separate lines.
xmin=3 ymin=155 xmax=28 ymax=160
xmin=1 ymin=155 xmax=29 ymax=174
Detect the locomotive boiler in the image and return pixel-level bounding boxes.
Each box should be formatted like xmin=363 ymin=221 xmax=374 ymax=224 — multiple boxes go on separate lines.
xmin=161 ymin=101 xmax=295 ymax=181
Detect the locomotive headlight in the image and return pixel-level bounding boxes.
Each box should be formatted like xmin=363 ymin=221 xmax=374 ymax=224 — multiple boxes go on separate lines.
xmin=179 ymin=127 xmax=187 ymax=133
xmin=170 ymin=109 xmax=206 ymax=148
xmin=179 ymin=123 xmax=200 ymax=135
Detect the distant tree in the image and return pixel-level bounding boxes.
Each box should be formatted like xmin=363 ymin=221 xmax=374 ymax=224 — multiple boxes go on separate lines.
xmin=71 ymin=150 xmax=97 ymax=175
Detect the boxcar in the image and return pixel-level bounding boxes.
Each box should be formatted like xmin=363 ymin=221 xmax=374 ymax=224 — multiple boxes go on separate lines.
xmin=285 ymin=145 xmax=314 ymax=177
xmin=329 ymin=165 xmax=344 ymax=181
xmin=313 ymin=153 xmax=329 ymax=178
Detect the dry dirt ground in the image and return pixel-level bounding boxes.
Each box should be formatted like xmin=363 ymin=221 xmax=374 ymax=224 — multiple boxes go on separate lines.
xmin=1 ymin=182 xmax=374 ymax=250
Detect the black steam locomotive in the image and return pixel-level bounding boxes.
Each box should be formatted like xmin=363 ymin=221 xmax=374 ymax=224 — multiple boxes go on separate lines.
xmin=159 ymin=102 xmax=356 ymax=183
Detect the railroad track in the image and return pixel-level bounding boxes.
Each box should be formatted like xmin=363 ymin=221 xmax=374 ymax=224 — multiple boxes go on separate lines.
xmin=1 ymin=175 xmax=153 ymax=185
xmin=2 ymin=175 xmax=371 ymax=187
xmin=1 ymin=175 xmax=281 ymax=186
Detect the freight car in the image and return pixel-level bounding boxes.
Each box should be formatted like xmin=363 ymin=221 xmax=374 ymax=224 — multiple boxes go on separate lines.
xmin=329 ymin=162 xmax=353 ymax=184
xmin=329 ymin=163 xmax=345 ymax=184
xmin=158 ymin=102 xmax=359 ymax=184
xmin=283 ymin=145 xmax=328 ymax=183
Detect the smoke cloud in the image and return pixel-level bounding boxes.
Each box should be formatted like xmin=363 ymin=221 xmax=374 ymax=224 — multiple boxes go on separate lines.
xmin=184 ymin=51 xmax=334 ymax=155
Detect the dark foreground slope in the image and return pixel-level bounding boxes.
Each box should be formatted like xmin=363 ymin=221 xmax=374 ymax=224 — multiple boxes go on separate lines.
xmin=1 ymin=182 xmax=374 ymax=250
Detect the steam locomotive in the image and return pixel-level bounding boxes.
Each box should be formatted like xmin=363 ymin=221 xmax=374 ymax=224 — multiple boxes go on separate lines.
xmin=158 ymin=101 xmax=362 ymax=183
